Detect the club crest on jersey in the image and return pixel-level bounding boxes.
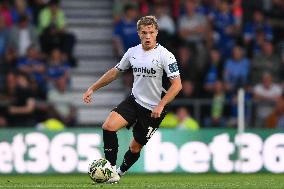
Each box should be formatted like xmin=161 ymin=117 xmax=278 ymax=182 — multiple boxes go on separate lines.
xmin=152 ymin=59 xmax=159 ymax=65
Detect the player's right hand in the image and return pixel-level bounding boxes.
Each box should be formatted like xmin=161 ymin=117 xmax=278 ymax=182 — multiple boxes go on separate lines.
xmin=83 ymin=89 xmax=93 ymax=104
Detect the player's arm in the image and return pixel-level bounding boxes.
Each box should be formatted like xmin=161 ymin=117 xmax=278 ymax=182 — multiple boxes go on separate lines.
xmin=83 ymin=68 xmax=120 ymax=104
xmin=151 ymin=76 xmax=182 ymax=118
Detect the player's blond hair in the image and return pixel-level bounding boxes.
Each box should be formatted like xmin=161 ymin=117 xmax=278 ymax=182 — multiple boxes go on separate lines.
xmin=137 ymin=16 xmax=159 ymax=31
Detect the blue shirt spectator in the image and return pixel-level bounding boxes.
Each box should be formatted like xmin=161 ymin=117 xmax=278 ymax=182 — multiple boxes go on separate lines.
xmin=210 ymin=10 xmax=235 ymax=36
xmin=203 ymin=49 xmax=223 ymax=97
xmin=244 ymin=23 xmax=273 ymax=42
xmin=179 ymin=0 xmax=213 ymax=16
xmin=196 ymin=5 xmax=211 ymax=16
xmin=11 ymin=0 xmax=33 ymax=24
xmin=11 ymin=7 xmax=33 ymax=24
xmin=113 ymin=19 xmax=140 ymax=52
xmin=47 ymin=49 xmax=70 ymax=81
xmin=224 ymin=46 xmax=250 ymax=92
xmin=205 ymin=64 xmax=220 ymax=86
xmin=209 ymin=1 xmax=237 ymax=58
xmin=113 ymin=4 xmax=140 ymax=56
xmin=17 ymin=57 xmax=46 ymax=83
xmin=47 ymin=63 xmax=70 ymax=79
xmin=16 ymin=46 xmax=47 ymax=99
xmin=243 ymin=10 xmax=273 ymax=44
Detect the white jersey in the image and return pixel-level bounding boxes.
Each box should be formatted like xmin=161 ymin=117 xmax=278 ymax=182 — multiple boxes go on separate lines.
xmin=115 ymin=44 xmax=180 ymax=110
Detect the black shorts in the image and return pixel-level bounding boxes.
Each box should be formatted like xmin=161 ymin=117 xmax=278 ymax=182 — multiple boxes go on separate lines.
xmin=112 ymin=95 xmax=166 ymax=146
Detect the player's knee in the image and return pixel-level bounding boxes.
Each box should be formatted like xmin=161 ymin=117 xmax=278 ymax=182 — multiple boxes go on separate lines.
xmin=129 ymin=144 xmax=142 ymax=153
xmin=102 ymin=122 xmax=116 ymax=131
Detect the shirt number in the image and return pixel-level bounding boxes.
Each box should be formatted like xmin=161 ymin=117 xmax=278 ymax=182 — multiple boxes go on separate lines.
xmin=146 ymin=127 xmax=158 ymax=140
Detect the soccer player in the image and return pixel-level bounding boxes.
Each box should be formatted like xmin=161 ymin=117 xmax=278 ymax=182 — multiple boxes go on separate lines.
xmin=83 ymin=16 xmax=182 ymax=183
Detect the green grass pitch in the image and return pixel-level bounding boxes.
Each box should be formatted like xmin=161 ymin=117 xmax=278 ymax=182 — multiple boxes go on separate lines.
xmin=0 ymin=173 xmax=284 ymax=189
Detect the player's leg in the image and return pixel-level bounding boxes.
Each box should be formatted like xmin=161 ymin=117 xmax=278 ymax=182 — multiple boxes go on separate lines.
xmin=102 ymin=111 xmax=128 ymax=169
xmin=103 ymin=95 xmax=137 ymax=172
xmin=117 ymin=138 xmax=142 ymax=175
xmin=104 ymin=95 xmax=138 ymax=184
xmin=117 ymin=105 xmax=166 ymax=175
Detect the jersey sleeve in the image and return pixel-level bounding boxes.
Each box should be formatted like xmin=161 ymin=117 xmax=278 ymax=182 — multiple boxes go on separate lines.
xmin=162 ymin=50 xmax=180 ymax=78
xmin=115 ymin=48 xmax=131 ymax=71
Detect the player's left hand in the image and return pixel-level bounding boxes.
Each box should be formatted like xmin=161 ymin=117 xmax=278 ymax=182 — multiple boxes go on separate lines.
xmin=151 ymin=104 xmax=164 ymax=118
xmin=83 ymin=88 xmax=93 ymax=104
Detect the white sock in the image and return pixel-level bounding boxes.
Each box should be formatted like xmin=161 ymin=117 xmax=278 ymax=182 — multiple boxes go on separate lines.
xmin=112 ymin=165 xmax=116 ymax=171
xmin=116 ymin=167 xmax=125 ymax=176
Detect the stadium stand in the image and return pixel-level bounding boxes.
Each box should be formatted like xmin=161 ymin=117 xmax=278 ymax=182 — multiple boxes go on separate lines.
xmin=63 ymin=0 xmax=124 ymax=125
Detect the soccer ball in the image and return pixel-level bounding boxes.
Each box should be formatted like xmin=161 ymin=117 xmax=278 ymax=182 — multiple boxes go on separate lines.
xmin=88 ymin=158 xmax=113 ymax=183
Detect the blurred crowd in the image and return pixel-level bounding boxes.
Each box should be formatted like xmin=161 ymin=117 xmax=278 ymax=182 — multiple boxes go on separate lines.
xmin=0 ymin=0 xmax=76 ymax=128
xmin=113 ymin=0 xmax=284 ymax=129
xmin=1 ymin=0 xmax=284 ymax=130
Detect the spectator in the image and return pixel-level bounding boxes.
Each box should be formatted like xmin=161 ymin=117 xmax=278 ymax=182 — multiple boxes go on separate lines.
xmin=8 ymin=14 xmax=38 ymax=57
xmin=251 ymin=41 xmax=281 ymax=85
xmin=154 ymin=2 xmax=175 ymax=49
xmin=113 ymin=0 xmax=139 ymax=23
xmin=0 ymin=48 xmax=18 ymax=75
xmin=243 ymin=9 xmax=273 ymax=46
xmin=223 ymin=45 xmax=250 ymax=94
xmin=40 ymin=24 xmax=77 ymax=67
xmin=266 ymin=94 xmax=284 ymax=129
xmin=265 ymin=0 xmax=284 ymax=44
xmin=242 ymin=0 xmax=263 ymax=22
xmin=178 ymin=80 xmax=196 ymax=99
xmin=232 ymin=0 xmax=243 ymax=25
xmin=275 ymin=96 xmax=284 ymax=129
xmin=175 ymin=106 xmax=200 ymax=130
xmin=177 ymin=80 xmax=196 ymax=113
xmin=159 ymin=111 xmax=178 ymax=128
xmin=17 ymin=45 xmax=47 ymax=99
xmin=0 ymin=71 xmax=17 ymax=102
xmin=223 ymin=45 xmax=251 ymax=126
xmin=47 ymin=48 xmax=70 ymax=86
xmin=195 ymin=0 xmax=214 ymax=16
xmin=177 ymin=44 xmax=205 ymax=95
xmin=203 ymin=48 xmax=223 ymax=97
xmin=7 ymin=72 xmax=36 ymax=127
xmin=160 ymin=107 xmax=200 ymax=131
xmin=38 ymin=0 xmax=65 ymax=33
xmin=204 ymin=80 xmax=226 ymax=127
xmin=113 ymin=3 xmax=140 ymax=58
xmin=0 ymin=116 xmax=7 ymax=127
xmin=11 ymin=0 xmax=33 ymax=24
xmin=248 ymin=29 xmax=266 ymax=58
xmin=38 ymin=0 xmax=76 ymax=67
xmin=28 ymin=0 xmax=47 ymax=26
xmin=0 ymin=16 xmax=8 ymax=57
xmin=177 ymin=45 xmax=196 ymax=81
xmin=0 ymin=72 xmax=17 ymax=127
xmin=48 ymin=76 xmax=76 ymax=126
xmin=177 ymin=0 xmax=208 ymax=61
xmin=209 ymin=0 xmax=239 ymax=58
xmin=0 ymin=0 xmax=13 ymax=27
xmin=139 ymin=0 xmax=150 ymax=16
xmin=253 ymin=72 xmax=282 ymax=128
xmin=112 ymin=3 xmax=140 ymax=93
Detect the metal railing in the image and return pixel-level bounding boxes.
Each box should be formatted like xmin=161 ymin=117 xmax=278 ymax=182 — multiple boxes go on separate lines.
xmin=171 ymin=98 xmax=277 ymax=128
